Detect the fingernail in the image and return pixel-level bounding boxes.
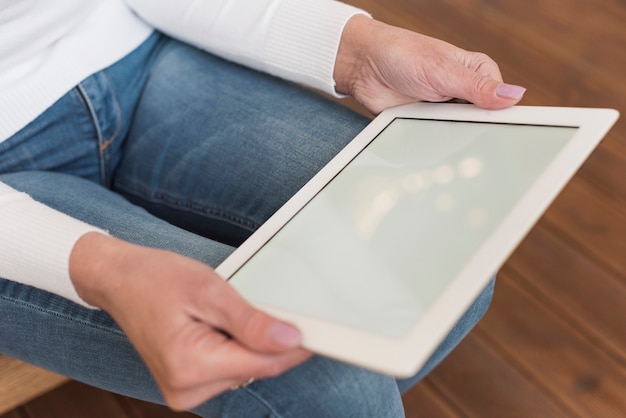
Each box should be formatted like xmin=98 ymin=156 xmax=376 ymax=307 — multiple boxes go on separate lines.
xmin=269 ymin=322 xmax=302 ymax=347
xmin=496 ymin=84 xmax=526 ymax=99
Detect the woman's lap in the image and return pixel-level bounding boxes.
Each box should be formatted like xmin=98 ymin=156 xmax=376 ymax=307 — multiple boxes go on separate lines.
xmin=0 ymin=171 xmax=405 ymax=417
xmin=0 ymin=171 xmax=406 ymax=417
xmin=113 ymin=36 xmax=371 ymax=246
xmin=0 ymin=34 xmax=494 ymax=417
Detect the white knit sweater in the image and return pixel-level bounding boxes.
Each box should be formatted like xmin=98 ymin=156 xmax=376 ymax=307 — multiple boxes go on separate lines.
xmin=0 ymin=0 xmax=367 ymax=306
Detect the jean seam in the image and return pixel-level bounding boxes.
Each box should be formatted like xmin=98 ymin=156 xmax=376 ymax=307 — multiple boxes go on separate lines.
xmin=97 ymin=71 xmax=123 ymax=156
xmin=76 ymin=82 xmax=106 ymax=185
xmin=0 ymin=294 xmax=125 ymax=337
xmin=236 ymin=387 xmax=283 ymax=418
xmin=117 ymin=179 xmax=261 ymax=232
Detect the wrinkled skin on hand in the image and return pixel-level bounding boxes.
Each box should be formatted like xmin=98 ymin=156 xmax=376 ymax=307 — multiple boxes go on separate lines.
xmin=334 ymin=15 xmax=525 ymax=114
xmin=70 ymin=233 xmax=311 ymax=410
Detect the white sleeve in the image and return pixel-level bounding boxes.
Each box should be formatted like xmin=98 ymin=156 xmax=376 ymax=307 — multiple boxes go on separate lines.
xmin=0 ymin=182 xmax=107 ymax=307
xmin=124 ymin=0 xmax=370 ymax=96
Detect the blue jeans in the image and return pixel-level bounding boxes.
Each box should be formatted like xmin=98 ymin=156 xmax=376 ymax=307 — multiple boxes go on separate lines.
xmin=0 ymin=33 xmax=494 ymax=417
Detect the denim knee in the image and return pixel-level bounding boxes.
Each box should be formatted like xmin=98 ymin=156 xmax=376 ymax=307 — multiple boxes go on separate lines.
xmin=195 ymin=355 xmax=405 ymax=418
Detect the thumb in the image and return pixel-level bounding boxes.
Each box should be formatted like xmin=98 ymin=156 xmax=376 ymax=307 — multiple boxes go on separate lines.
xmin=464 ymin=73 xmax=526 ymax=110
xmin=210 ymin=285 xmax=303 ymax=352
xmin=233 ymin=309 xmax=303 ymax=352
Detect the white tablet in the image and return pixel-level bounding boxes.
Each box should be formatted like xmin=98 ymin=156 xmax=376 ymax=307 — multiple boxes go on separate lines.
xmin=216 ymin=103 xmax=619 ymax=377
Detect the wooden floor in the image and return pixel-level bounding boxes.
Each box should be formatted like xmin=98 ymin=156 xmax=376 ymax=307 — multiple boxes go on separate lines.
xmin=2 ymin=0 xmax=625 ymax=417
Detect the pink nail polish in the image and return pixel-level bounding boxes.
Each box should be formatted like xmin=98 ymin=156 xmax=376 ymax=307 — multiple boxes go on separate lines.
xmin=496 ymin=84 xmax=526 ymax=99
xmin=269 ymin=322 xmax=301 ymax=347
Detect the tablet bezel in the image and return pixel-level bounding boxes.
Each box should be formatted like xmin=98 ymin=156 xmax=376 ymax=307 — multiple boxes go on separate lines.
xmin=215 ymin=103 xmax=619 ymax=377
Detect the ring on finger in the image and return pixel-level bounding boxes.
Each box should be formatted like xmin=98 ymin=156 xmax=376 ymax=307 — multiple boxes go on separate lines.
xmin=230 ymin=377 xmax=255 ymax=391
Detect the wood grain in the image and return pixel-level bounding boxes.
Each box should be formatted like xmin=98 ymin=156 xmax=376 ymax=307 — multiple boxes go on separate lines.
xmin=0 ymin=356 xmax=67 ymax=415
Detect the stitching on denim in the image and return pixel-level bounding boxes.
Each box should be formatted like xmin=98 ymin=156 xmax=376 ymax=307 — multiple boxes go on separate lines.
xmin=0 ymin=294 xmax=125 ymax=337
xmin=98 ymin=72 xmax=123 ymax=154
xmin=72 ymin=87 xmax=92 ymax=116
xmin=237 ymin=386 xmax=283 ymax=418
xmin=76 ymin=83 xmax=106 ymax=185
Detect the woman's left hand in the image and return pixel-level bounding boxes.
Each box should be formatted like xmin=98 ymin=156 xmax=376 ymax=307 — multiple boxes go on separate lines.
xmin=334 ymin=15 xmax=526 ymax=114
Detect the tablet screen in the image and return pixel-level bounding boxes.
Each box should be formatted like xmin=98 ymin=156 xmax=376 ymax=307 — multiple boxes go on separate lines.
xmin=228 ymin=118 xmax=577 ymax=339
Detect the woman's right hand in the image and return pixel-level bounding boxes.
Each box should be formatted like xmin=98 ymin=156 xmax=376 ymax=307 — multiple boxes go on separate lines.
xmin=69 ymin=232 xmax=312 ymax=410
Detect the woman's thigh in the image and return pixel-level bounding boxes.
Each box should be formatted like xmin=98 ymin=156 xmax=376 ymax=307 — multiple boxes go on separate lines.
xmin=114 ymin=38 xmax=371 ymax=246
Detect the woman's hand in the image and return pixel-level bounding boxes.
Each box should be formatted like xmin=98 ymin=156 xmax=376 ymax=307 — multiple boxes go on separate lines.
xmin=335 ymin=15 xmax=526 ymax=114
xmin=69 ymin=232 xmax=311 ymax=410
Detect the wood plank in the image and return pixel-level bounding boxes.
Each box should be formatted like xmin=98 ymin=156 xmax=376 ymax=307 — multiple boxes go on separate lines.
xmin=403 ymin=380 xmax=462 ymax=418
xmin=578 ymin=144 xmax=626 ymax=206
xmin=21 ymin=381 xmax=130 ymax=418
xmin=543 ymin=177 xmax=626 ymax=280
xmin=0 ymin=356 xmax=68 ymax=415
xmin=116 ymin=395 xmax=197 ymax=418
xmin=604 ymin=134 xmax=626 ymax=161
xmin=432 ymin=0 xmax=626 ymax=105
xmin=504 ymin=223 xmax=626 ymax=365
xmin=0 ymin=408 xmax=27 ymax=418
xmin=477 ymin=274 xmax=626 ymax=417
xmin=426 ymin=332 xmax=571 ymax=417
xmin=469 ymin=0 xmax=626 ymax=53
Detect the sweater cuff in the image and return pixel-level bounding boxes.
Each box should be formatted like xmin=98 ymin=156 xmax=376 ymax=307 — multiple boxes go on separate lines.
xmin=263 ymin=0 xmax=370 ymax=97
xmin=0 ymin=190 xmax=107 ymax=308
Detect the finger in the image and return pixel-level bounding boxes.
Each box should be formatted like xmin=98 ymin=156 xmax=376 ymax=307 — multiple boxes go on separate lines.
xmin=472 ymin=76 xmax=527 ymax=110
xmin=200 ymin=341 xmax=311 ymax=389
xmin=167 ymin=353 xmax=311 ymax=411
xmin=465 ymin=54 xmax=526 ymax=108
xmin=440 ymin=62 xmax=526 ymax=110
xmin=197 ymin=278 xmax=304 ymax=352
xmin=198 ymin=331 xmax=311 ymax=378
xmin=229 ymin=307 xmax=303 ymax=351
xmin=163 ymin=336 xmax=312 ymax=410
xmin=466 ymin=51 xmax=504 ymax=82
